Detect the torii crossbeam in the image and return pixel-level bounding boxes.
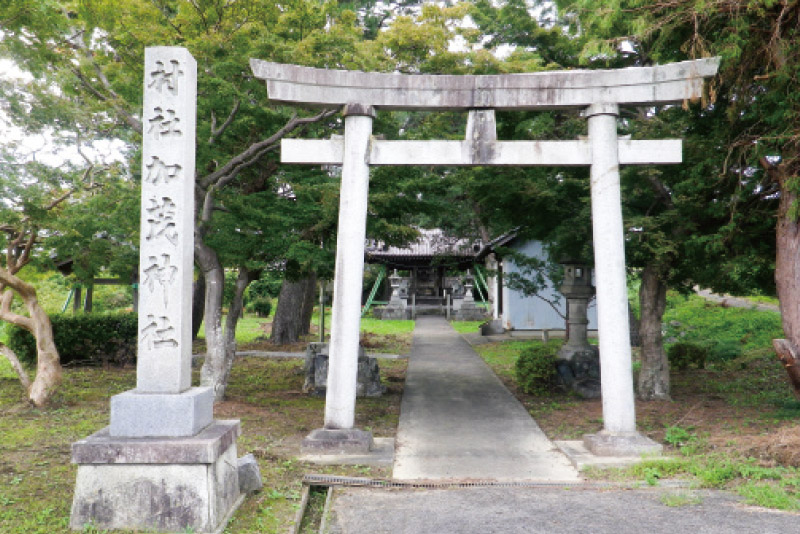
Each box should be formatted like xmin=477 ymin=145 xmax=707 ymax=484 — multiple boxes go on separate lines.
xmin=251 ymin=58 xmax=719 ymax=458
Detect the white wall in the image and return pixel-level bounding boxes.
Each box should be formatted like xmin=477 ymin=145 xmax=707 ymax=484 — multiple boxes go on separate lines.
xmin=501 ymin=240 xmax=598 ymax=331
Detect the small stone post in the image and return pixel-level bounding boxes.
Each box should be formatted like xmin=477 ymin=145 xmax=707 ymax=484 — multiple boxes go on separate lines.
xmin=70 ymin=48 xmax=244 ymax=533
xmin=303 ymin=104 xmax=375 ymax=453
xmin=583 ymin=103 xmax=661 ymax=456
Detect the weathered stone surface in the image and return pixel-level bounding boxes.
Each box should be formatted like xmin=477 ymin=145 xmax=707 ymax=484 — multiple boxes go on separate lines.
xmin=304 ymin=343 xmax=385 ymax=397
xmin=583 ymin=431 xmax=663 ymax=458
xmin=71 ymin=422 xmax=242 ymax=533
xmin=237 ymin=454 xmax=263 ymax=494
xmin=251 ymin=58 xmax=720 ymax=110
xmin=282 ymin=138 xmax=683 ymax=167
xmin=301 ymin=428 xmax=374 ymax=455
xmin=136 ymin=46 xmax=197 ymax=394
xmin=72 ymin=420 xmax=241 ymax=465
xmin=109 ymin=387 xmax=214 ymax=438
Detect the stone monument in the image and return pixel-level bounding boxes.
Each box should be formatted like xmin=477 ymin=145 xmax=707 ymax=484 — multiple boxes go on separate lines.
xmin=556 ymin=261 xmax=601 ymax=399
xmin=70 ymin=47 xmax=243 ymax=533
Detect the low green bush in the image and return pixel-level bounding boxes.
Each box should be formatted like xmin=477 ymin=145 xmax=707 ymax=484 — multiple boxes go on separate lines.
xmin=667 ymin=342 xmax=709 ymax=370
xmin=7 ymin=313 xmax=137 ymax=366
xmin=514 ymin=341 xmax=561 ymax=395
xmin=248 ymin=296 xmax=273 ymax=318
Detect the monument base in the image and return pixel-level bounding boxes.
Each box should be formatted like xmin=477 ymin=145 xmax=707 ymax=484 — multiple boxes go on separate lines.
xmin=110 ymin=386 xmax=214 ymax=437
xmin=583 ymin=430 xmax=663 ymax=457
xmin=71 ymin=420 xmax=242 ymax=533
xmin=301 ymin=428 xmax=374 ymax=455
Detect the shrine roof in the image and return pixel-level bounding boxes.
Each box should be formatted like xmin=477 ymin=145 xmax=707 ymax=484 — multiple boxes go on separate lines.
xmin=366 ymin=228 xmax=483 ymax=265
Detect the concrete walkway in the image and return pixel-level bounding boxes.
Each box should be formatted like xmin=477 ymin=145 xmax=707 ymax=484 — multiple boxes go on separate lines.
xmin=328 ymin=486 xmax=800 ymax=534
xmin=392 ymin=316 xmax=578 ymax=482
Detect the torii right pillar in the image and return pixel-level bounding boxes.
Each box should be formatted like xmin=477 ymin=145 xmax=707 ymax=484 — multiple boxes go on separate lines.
xmin=584 ymin=102 xmax=661 ymax=456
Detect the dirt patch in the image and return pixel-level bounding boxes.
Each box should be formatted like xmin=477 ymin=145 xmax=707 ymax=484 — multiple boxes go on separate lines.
xmin=489 ymin=357 xmax=800 ymax=467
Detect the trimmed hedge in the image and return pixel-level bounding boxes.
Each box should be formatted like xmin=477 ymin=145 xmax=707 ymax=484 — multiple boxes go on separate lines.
xmin=248 ymin=296 xmax=272 ymax=318
xmin=7 ymin=313 xmax=137 ymax=367
xmin=515 ymin=341 xmax=561 ymax=395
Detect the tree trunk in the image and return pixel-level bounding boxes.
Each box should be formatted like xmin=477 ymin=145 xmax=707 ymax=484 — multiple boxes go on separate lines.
xmin=218 ymin=267 xmax=258 ymax=399
xmin=196 ymin=240 xmax=227 ymax=402
xmin=0 ymin=277 xmax=62 ymax=406
xmin=774 ymin=165 xmax=800 ymax=395
xmin=271 ymin=274 xmax=316 ymax=344
xmin=299 ymin=272 xmax=317 ymax=336
xmin=191 ymin=270 xmax=206 ymax=341
xmin=637 ymin=264 xmax=670 ymax=401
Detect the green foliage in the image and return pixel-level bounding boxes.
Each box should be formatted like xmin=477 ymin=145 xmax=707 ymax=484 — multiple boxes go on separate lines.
xmin=6 ymin=313 xmax=137 ymax=366
xmin=667 ymin=343 xmax=709 ymax=370
xmin=249 ymin=297 xmax=273 ymax=318
xmin=663 ymin=294 xmax=784 ymax=363
xmin=514 ymin=341 xmax=561 ymax=395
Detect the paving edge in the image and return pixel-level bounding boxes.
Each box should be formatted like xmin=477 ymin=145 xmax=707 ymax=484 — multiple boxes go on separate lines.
xmin=555 ymin=440 xmax=664 ymax=470
xmin=299 ymin=437 xmax=394 ymax=466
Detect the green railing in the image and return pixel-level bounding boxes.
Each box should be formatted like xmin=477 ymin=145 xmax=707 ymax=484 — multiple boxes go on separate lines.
xmin=361 ymin=265 xmax=387 ymax=317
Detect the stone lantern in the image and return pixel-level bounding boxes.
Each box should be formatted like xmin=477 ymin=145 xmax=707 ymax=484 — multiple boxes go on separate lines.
xmin=388 ymin=269 xmax=403 ymax=304
xmin=557 ymin=261 xmax=601 ymax=398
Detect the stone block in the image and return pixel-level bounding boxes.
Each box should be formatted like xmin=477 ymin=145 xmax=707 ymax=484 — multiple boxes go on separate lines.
xmin=303 ymin=343 xmax=385 ymax=397
xmin=583 ymin=431 xmax=663 ymax=457
xmin=71 ymin=420 xmax=242 ymax=533
xmin=109 ymin=387 xmax=213 ymax=438
xmin=237 ymin=453 xmax=263 ymax=494
xmin=480 ymin=319 xmax=504 ymax=336
xmin=301 ymin=428 xmax=374 ymax=455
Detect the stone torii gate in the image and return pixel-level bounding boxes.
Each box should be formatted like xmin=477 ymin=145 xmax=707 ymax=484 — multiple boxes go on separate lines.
xmin=251 ymin=58 xmax=719 ymax=456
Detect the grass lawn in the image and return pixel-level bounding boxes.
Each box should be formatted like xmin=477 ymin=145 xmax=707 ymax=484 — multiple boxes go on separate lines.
xmin=0 ymin=307 xmax=410 ymax=533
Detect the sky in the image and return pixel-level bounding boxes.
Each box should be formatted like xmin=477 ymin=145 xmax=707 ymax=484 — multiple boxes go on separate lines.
xmin=0 ymin=58 xmax=127 ymax=168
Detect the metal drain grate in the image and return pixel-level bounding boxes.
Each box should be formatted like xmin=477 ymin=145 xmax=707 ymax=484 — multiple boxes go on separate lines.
xmin=302 ymin=474 xmax=691 ymax=490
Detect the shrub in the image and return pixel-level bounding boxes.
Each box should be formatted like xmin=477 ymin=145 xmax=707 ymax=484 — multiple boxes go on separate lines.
xmin=7 ymin=313 xmax=137 ymax=367
xmin=249 ymin=297 xmax=272 ymax=318
xmin=515 ymin=341 xmax=561 ymax=395
xmin=667 ymin=342 xmax=709 ymax=371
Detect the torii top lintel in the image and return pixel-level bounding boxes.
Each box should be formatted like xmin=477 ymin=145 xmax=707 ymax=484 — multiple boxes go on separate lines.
xmin=249 ymin=58 xmax=720 ymax=111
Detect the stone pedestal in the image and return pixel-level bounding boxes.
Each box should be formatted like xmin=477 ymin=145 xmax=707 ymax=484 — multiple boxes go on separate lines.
xmin=583 ymin=430 xmax=663 ymax=457
xmin=454 ymin=273 xmax=486 ymax=321
xmin=301 ymin=428 xmax=374 ymax=455
xmin=71 ymin=421 xmax=243 ymax=533
xmin=304 ymin=342 xmax=385 ymax=397
xmin=109 ymin=387 xmax=214 ymax=437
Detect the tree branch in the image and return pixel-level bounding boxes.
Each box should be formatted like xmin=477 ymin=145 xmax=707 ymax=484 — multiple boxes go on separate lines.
xmin=208 ymin=99 xmax=240 ymax=145
xmin=0 ymin=343 xmax=31 ymax=392
xmin=0 ymin=287 xmax=34 ymax=332
xmin=199 ymin=108 xmax=338 ymax=189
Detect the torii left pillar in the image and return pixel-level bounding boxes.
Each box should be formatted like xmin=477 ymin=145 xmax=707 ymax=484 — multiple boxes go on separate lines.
xmin=70 ymin=47 xmax=244 ymax=533
xmin=302 ymin=104 xmax=376 ymax=453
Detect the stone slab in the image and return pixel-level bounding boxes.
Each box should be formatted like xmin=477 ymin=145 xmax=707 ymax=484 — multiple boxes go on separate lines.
xmin=109 ymin=386 xmax=214 ymax=438
xmin=301 ymin=428 xmax=374 ymax=455
xmin=251 ymin=58 xmax=720 ymax=110
xmin=555 ymin=440 xmax=658 ymax=470
xmin=72 ymin=420 xmax=241 ymax=465
xmin=300 ymin=437 xmax=394 ymax=467
xmin=583 ymin=431 xmax=664 ymax=457
xmin=283 ymin=138 xmax=683 ymax=167
xmin=71 ymin=430 xmax=241 ymax=533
